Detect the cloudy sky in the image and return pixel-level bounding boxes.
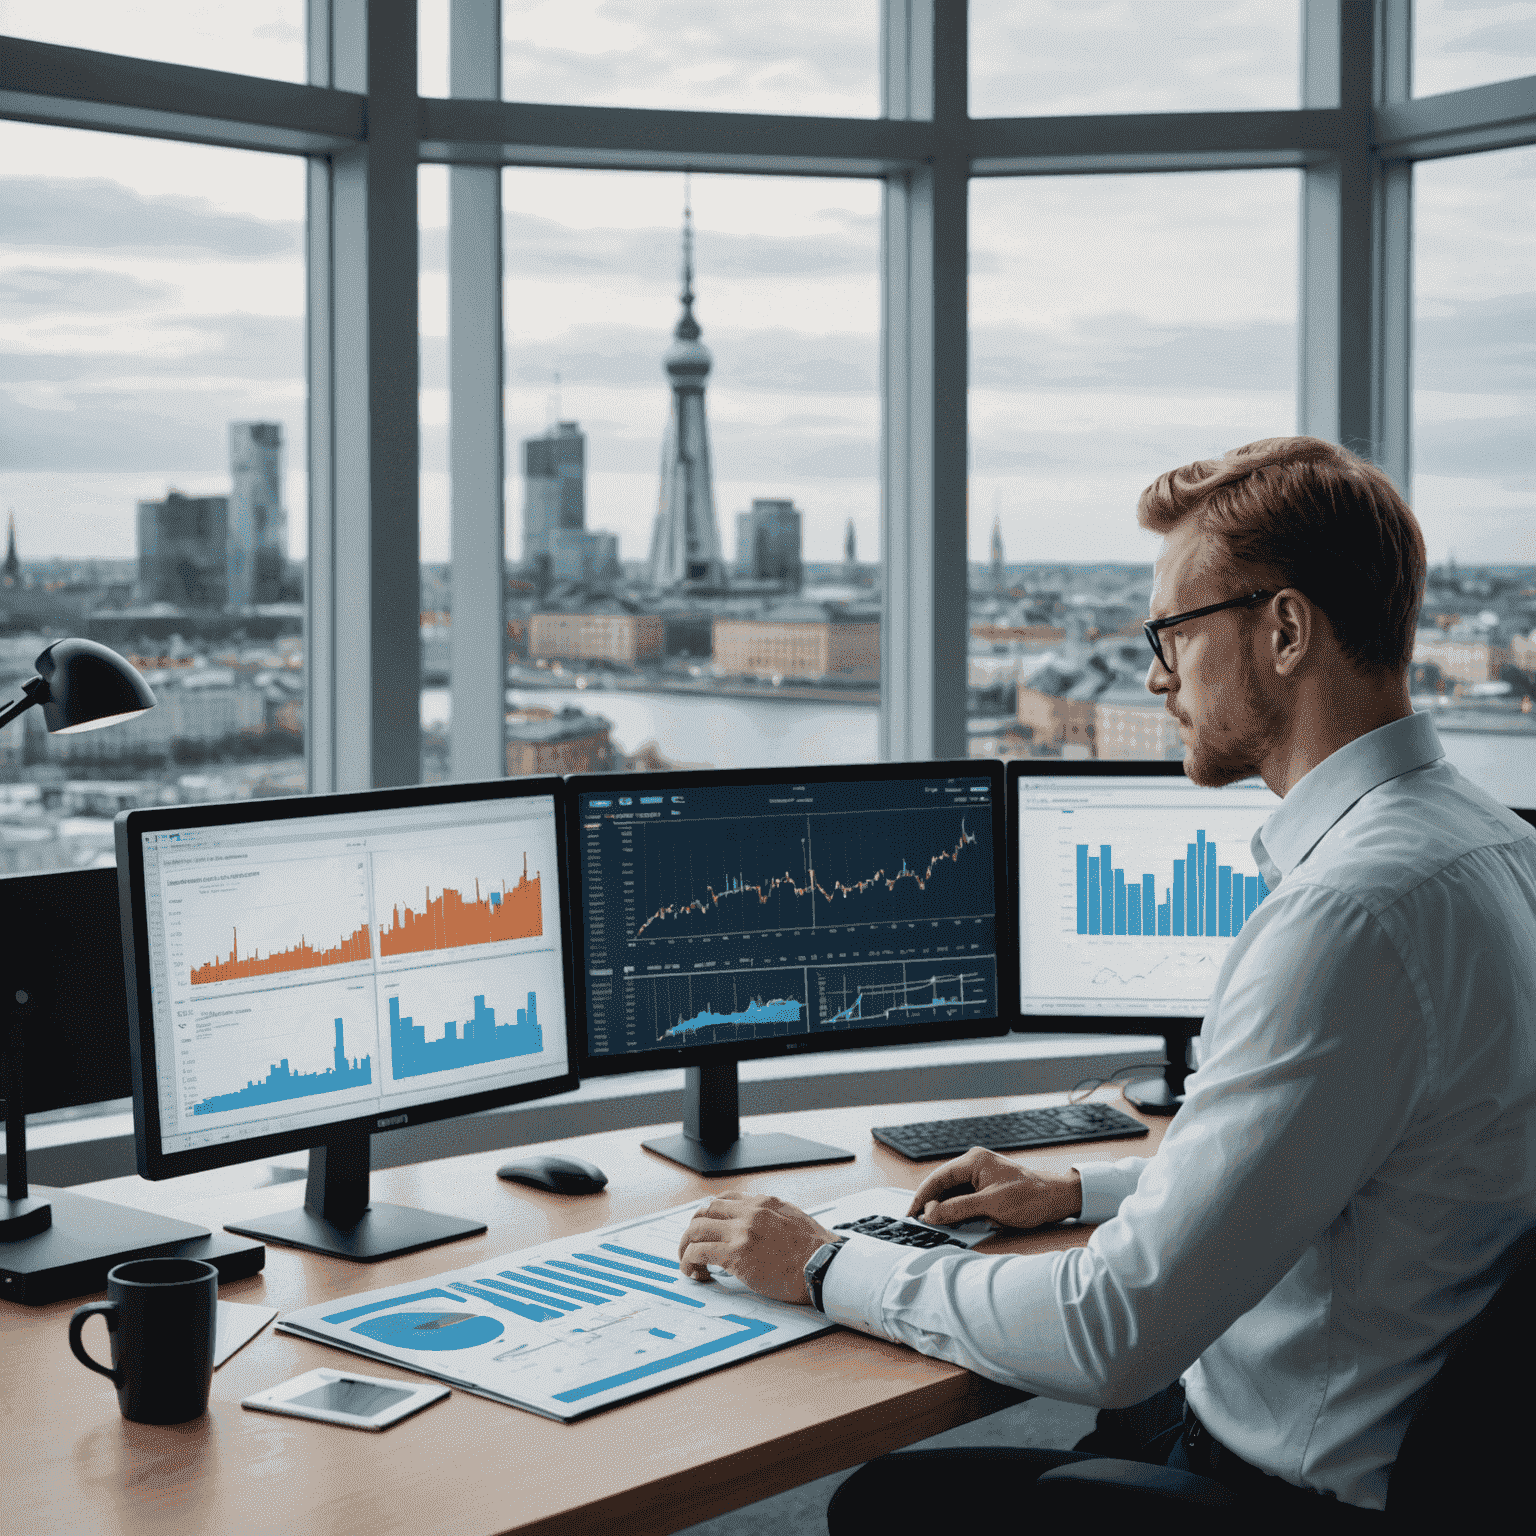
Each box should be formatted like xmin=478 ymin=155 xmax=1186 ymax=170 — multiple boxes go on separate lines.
xmin=1 ymin=0 xmax=1532 ymax=572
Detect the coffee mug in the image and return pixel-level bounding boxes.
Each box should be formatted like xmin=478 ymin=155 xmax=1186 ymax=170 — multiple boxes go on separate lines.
xmin=69 ymin=1257 xmax=219 ymax=1424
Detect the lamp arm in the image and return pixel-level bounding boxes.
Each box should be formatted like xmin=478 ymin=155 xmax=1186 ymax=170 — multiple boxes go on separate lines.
xmin=0 ymin=676 xmax=48 ymax=733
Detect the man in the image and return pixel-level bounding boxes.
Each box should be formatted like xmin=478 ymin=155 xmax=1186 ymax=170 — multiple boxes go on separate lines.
xmin=677 ymin=436 xmax=1536 ymax=1521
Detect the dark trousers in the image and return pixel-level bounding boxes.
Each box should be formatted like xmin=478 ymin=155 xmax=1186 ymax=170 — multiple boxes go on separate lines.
xmin=825 ymin=1382 xmax=1379 ymax=1532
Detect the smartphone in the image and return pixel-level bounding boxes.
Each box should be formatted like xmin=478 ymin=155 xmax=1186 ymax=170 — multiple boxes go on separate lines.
xmin=242 ymin=1368 xmax=449 ymax=1430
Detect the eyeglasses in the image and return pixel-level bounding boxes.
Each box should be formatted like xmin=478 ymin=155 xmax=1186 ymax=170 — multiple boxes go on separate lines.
xmin=1143 ymin=590 xmax=1275 ymax=672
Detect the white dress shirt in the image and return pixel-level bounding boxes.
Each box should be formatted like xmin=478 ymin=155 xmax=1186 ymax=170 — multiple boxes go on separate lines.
xmin=820 ymin=713 xmax=1536 ymax=1509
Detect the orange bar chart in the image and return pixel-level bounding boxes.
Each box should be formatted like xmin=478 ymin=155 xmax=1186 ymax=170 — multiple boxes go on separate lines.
xmin=191 ymin=921 xmax=373 ymax=986
xmin=379 ymin=855 xmax=543 ymax=957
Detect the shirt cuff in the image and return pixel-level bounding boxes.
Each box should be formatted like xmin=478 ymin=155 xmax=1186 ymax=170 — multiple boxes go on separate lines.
xmin=1073 ymin=1161 xmax=1134 ymax=1224
xmin=818 ymin=1233 xmax=907 ymax=1334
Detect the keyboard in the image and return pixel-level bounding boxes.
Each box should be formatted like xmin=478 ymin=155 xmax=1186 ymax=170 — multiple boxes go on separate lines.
xmin=830 ymin=1214 xmax=967 ymax=1249
xmin=872 ymin=1100 xmax=1149 ymax=1161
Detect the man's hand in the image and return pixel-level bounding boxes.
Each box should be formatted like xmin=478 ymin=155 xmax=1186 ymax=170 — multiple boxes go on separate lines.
xmin=677 ymin=1192 xmax=839 ymax=1305
xmin=906 ymin=1147 xmax=1082 ymax=1230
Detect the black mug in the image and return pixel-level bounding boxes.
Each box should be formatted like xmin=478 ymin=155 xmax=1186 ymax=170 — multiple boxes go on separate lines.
xmin=69 ymin=1257 xmax=219 ymax=1424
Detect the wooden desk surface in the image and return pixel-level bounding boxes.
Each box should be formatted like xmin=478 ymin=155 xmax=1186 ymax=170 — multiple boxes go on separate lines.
xmin=3 ymin=1091 xmax=1165 ymax=1536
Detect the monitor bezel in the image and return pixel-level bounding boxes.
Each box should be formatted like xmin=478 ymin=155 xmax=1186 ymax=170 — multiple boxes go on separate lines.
xmin=1006 ymin=756 xmax=1240 ymax=1036
xmin=566 ymin=758 xmax=1013 ymax=1076
xmin=115 ymin=776 xmax=581 ymax=1182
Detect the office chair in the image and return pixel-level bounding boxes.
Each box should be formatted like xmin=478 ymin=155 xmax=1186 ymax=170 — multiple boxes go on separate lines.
xmin=1030 ymin=1224 xmax=1536 ymax=1527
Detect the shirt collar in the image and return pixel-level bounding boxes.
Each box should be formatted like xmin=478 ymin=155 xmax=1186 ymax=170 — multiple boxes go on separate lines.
xmin=1251 ymin=712 xmax=1444 ymax=886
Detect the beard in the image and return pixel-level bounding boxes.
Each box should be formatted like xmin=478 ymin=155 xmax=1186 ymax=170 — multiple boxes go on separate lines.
xmin=1175 ymin=652 xmax=1281 ymax=788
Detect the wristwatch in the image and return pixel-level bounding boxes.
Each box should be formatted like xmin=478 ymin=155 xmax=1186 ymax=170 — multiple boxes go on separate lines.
xmin=803 ymin=1237 xmax=848 ymax=1313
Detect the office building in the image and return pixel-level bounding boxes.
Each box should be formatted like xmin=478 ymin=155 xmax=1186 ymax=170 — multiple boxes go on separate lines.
xmin=1414 ymin=627 xmax=1514 ymax=684
xmin=136 ymin=492 xmax=229 ymax=609
xmin=735 ymin=499 xmax=803 ymax=587
xmin=522 ymin=421 xmax=586 ymax=566
xmin=227 ymin=422 xmax=287 ymax=607
xmin=990 ymin=518 xmax=1006 ymax=596
xmin=2 ymin=512 xmax=19 ymax=587
xmin=548 ymin=527 xmax=619 ymax=586
xmin=505 ymin=705 xmax=611 ymax=776
xmin=712 ymin=607 xmax=880 ymax=682
xmin=1094 ymin=686 xmax=1184 ymax=760
xmin=529 ymin=612 xmax=663 ymax=667
xmin=1017 ymin=684 xmax=1098 ymax=754
xmin=646 ymin=194 xmax=726 ymax=590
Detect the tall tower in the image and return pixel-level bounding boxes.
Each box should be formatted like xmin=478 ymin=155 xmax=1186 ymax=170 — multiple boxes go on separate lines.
xmin=228 ymin=422 xmax=287 ymax=606
xmin=990 ymin=515 xmax=1006 ymax=595
xmin=3 ymin=511 xmax=19 ymax=587
xmin=647 ymin=183 xmax=725 ymax=589
xmin=843 ymin=518 xmax=857 ymax=574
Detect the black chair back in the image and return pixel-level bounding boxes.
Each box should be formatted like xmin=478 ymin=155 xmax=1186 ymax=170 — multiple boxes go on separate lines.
xmin=1387 ymin=1225 xmax=1536 ymax=1517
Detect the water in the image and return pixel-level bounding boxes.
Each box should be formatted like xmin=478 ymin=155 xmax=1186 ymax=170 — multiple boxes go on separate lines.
xmin=421 ymin=687 xmax=1534 ymax=803
xmin=423 ymin=686 xmax=880 ymax=771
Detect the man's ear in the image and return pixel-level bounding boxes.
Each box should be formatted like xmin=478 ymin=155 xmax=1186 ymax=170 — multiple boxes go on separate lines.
xmin=1268 ymin=589 xmax=1312 ymax=678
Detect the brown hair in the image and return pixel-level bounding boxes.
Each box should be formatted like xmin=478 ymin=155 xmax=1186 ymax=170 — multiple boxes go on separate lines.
xmin=1137 ymin=436 xmax=1426 ymax=672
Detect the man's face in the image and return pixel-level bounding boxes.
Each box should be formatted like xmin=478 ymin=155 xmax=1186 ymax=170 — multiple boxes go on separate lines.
xmin=1146 ymin=522 xmax=1280 ymax=788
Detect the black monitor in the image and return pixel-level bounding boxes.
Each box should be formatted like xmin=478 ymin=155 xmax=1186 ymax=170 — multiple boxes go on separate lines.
xmin=567 ymin=760 xmax=1011 ymax=1174
xmin=115 ymin=777 xmax=579 ymax=1262
xmin=2 ymin=868 xmax=270 ymax=1305
xmin=1008 ymin=759 xmax=1282 ymax=1112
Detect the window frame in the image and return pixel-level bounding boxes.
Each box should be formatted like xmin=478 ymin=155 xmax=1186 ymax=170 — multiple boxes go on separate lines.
xmin=3 ymin=0 xmax=1533 ymax=783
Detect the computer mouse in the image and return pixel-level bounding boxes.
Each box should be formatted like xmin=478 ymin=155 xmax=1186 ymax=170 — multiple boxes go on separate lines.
xmin=496 ymin=1152 xmax=609 ymax=1195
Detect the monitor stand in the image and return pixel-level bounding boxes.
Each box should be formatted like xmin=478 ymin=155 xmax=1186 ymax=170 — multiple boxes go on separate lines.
xmin=225 ymin=1129 xmax=486 ymax=1262
xmin=1123 ymin=1028 xmax=1195 ymax=1116
xmin=643 ymin=1061 xmax=855 ymax=1176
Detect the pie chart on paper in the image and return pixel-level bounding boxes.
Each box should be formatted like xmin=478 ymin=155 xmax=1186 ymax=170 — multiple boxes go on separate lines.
xmin=351 ymin=1310 xmax=504 ymax=1351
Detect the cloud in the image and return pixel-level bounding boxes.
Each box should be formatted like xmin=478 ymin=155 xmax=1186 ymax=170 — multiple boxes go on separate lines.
xmin=505 ymin=321 xmax=875 ymax=393
xmin=499 ymin=3 xmax=879 ymax=113
xmin=1416 ymin=292 xmax=1536 ymax=395
xmin=1415 ymin=416 xmax=1536 ymax=491
xmin=0 ymin=312 xmax=304 ymax=384
xmin=973 ymin=313 xmax=1296 ymax=393
xmin=0 ymin=177 xmax=300 ymax=258
xmin=422 ymin=206 xmax=879 ymax=278
xmin=0 ymin=266 xmax=176 ymax=313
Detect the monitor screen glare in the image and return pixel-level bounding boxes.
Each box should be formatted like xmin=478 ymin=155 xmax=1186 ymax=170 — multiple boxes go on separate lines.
xmin=137 ymin=794 xmax=570 ymax=1158
xmin=1016 ymin=773 xmax=1281 ymax=1019
xmin=578 ymin=772 xmax=1001 ymax=1058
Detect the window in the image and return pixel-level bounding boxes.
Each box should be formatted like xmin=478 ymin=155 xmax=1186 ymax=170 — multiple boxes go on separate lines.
xmin=970 ymin=0 xmax=1300 ymax=118
xmin=1411 ymin=145 xmax=1536 ymax=803
xmin=0 ymin=122 xmax=305 ymax=873
xmin=1413 ymin=0 xmax=1536 ymax=98
xmin=0 ymin=0 xmax=305 ymax=81
xmin=4 ymin=4 xmax=1534 ymax=816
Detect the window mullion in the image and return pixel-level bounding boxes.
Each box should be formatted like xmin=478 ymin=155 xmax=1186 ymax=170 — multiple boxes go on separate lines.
xmin=879 ymin=0 xmax=967 ymax=764
xmin=448 ymin=0 xmax=506 ymax=783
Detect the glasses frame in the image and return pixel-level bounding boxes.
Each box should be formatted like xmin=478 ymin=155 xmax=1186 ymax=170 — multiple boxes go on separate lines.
xmin=1143 ymin=590 xmax=1276 ymax=671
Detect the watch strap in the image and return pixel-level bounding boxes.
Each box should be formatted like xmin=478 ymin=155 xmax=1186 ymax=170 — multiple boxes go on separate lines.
xmin=804 ymin=1238 xmax=848 ymax=1313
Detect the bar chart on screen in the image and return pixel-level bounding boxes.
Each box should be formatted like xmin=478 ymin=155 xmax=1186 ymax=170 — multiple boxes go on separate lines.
xmin=371 ymin=837 xmax=555 ymax=959
xmin=167 ymin=855 xmax=373 ymax=992
xmin=175 ymin=976 xmax=377 ymax=1125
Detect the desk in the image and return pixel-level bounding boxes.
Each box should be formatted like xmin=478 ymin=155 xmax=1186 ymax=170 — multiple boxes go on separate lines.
xmin=3 ymin=1091 xmax=1165 ymax=1536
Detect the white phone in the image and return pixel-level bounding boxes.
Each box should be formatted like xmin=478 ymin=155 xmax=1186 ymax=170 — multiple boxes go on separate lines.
xmin=242 ymin=1368 xmax=449 ymax=1431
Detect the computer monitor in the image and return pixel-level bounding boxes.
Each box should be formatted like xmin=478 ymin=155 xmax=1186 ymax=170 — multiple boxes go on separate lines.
xmin=115 ymin=777 xmax=579 ymax=1262
xmin=1009 ymin=760 xmax=1282 ymax=1112
xmin=567 ymin=760 xmax=1011 ymax=1174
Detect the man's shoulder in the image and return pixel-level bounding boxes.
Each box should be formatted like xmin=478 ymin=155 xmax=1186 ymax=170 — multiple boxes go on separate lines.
xmin=1293 ymin=759 xmax=1536 ymax=915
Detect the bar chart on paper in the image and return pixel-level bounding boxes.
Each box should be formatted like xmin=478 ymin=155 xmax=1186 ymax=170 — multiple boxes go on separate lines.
xmin=276 ymin=1201 xmax=830 ymax=1421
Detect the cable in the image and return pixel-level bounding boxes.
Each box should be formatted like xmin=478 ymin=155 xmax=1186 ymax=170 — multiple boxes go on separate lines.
xmin=1067 ymin=1061 xmax=1170 ymax=1106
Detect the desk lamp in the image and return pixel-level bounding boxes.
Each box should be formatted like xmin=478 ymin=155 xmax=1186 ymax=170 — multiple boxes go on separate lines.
xmin=1 ymin=640 xmax=155 ymax=1243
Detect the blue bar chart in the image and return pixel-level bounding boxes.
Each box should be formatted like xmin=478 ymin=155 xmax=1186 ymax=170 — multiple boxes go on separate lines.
xmin=192 ymin=1017 xmax=371 ymax=1116
xmin=1075 ymin=833 xmax=1268 ymax=939
xmin=388 ymin=990 xmax=543 ymax=1079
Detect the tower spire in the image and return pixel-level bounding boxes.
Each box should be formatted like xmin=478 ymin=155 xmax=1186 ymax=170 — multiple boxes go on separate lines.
xmin=646 ymin=176 xmax=725 ymax=589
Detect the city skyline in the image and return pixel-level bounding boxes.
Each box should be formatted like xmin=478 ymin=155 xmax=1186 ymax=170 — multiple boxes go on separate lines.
xmin=1 ymin=2 xmax=1531 ymax=571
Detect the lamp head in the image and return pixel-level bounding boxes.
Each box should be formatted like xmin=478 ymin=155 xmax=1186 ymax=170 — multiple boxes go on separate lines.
xmin=33 ymin=638 xmax=156 ymax=734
